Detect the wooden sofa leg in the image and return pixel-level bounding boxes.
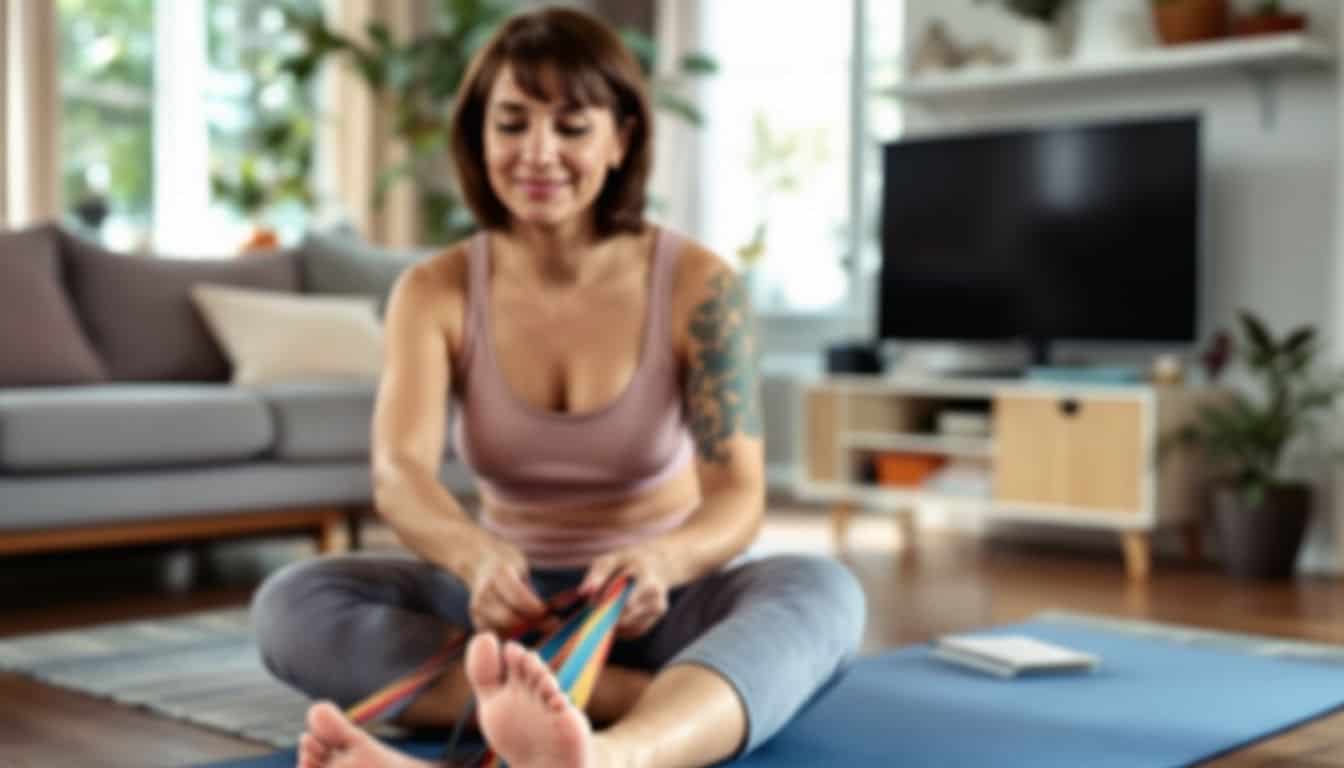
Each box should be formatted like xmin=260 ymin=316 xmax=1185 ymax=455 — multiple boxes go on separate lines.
xmin=315 ymin=509 xmax=346 ymax=554
xmin=346 ymin=507 xmax=365 ymax=551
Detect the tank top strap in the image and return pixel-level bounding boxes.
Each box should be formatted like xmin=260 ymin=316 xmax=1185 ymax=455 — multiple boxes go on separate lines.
xmin=647 ymin=226 xmax=682 ymax=366
xmin=458 ymin=231 xmax=491 ymax=373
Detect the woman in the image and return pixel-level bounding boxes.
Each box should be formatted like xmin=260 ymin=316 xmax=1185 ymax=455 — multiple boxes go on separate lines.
xmin=252 ymin=7 xmax=865 ymax=768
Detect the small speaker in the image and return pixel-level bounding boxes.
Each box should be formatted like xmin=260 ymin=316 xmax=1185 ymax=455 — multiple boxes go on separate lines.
xmin=825 ymin=341 xmax=883 ymax=374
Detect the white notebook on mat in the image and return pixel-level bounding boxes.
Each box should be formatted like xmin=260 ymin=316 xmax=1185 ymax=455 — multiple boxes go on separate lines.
xmin=933 ymin=634 xmax=1099 ymax=678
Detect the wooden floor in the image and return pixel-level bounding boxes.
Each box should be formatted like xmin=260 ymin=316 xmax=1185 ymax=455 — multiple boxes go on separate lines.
xmin=2 ymin=510 xmax=1343 ymax=767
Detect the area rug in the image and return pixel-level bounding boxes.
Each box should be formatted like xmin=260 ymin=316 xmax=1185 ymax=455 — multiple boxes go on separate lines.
xmin=6 ymin=610 xmax=1344 ymax=767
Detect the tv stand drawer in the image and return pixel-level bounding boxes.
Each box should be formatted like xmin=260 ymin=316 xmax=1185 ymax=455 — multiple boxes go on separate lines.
xmin=993 ymin=393 xmax=1143 ymax=513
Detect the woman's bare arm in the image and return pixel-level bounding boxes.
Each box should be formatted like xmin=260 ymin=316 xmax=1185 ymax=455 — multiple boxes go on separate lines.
xmin=653 ymin=247 xmax=767 ymax=586
xmin=371 ymin=252 xmax=487 ymax=578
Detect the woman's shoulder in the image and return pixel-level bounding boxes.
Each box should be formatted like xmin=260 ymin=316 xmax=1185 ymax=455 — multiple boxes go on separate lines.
xmin=383 ymin=237 xmax=477 ymax=338
xmin=395 ymin=238 xmax=473 ymax=301
xmin=662 ymin=230 xmax=749 ymax=353
xmin=664 ymin=229 xmax=740 ymax=306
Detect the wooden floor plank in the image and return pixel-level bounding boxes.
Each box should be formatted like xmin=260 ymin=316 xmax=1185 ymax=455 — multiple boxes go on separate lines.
xmin=0 ymin=511 xmax=1342 ymax=766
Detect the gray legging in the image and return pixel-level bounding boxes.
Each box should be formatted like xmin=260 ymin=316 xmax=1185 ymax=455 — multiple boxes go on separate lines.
xmin=251 ymin=551 xmax=866 ymax=756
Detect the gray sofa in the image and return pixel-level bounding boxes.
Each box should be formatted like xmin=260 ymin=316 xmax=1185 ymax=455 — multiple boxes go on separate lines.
xmin=0 ymin=223 xmax=455 ymax=556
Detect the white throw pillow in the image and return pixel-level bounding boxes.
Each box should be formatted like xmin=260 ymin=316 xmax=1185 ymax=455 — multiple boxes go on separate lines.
xmin=190 ymin=283 xmax=384 ymax=385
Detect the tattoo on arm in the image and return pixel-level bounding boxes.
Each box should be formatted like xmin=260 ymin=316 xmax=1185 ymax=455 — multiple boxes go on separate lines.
xmin=687 ymin=271 xmax=763 ymax=463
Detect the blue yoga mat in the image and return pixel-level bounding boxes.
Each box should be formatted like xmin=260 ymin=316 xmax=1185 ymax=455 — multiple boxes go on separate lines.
xmin=201 ymin=616 xmax=1344 ymax=768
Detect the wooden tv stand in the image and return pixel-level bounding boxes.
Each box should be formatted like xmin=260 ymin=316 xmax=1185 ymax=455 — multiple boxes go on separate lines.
xmin=796 ymin=375 xmax=1216 ymax=580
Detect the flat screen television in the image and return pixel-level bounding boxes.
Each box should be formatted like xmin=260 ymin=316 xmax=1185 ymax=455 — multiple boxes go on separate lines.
xmin=878 ymin=115 xmax=1200 ymax=366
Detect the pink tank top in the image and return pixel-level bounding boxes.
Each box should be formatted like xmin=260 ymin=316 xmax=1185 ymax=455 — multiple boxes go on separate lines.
xmin=451 ymin=227 xmax=697 ymax=567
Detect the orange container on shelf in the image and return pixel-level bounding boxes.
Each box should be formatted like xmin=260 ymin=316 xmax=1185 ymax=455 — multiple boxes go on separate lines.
xmin=875 ymin=453 xmax=945 ymax=487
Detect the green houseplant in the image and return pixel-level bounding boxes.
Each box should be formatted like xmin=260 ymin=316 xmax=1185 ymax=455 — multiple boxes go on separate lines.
xmin=211 ymin=113 xmax=316 ymax=251
xmin=1176 ymin=311 xmax=1344 ymax=578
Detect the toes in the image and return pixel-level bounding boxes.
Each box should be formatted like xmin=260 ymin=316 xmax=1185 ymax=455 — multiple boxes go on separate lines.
xmin=298 ymin=733 xmax=328 ymax=768
xmin=465 ymin=632 xmax=505 ymax=694
xmin=306 ymin=701 xmax=361 ymax=750
xmin=502 ymin=641 xmax=530 ymax=686
xmin=540 ymin=685 xmax=569 ymax=713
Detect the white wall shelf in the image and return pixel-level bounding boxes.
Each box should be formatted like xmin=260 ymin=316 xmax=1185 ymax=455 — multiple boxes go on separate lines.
xmin=880 ymin=34 xmax=1334 ymax=129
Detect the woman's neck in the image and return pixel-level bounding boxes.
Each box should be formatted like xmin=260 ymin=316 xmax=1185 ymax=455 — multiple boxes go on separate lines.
xmin=503 ymin=216 xmax=614 ymax=287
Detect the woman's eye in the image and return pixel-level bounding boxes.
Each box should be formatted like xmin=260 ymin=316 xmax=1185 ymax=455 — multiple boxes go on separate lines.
xmin=495 ymin=123 xmax=526 ymax=134
xmin=558 ymin=124 xmax=591 ymax=137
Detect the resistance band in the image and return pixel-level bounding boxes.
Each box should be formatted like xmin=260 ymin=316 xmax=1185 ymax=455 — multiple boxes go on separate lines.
xmin=343 ymin=575 xmax=635 ymax=767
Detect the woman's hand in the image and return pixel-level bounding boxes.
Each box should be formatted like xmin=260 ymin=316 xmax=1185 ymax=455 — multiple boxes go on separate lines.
xmin=579 ymin=545 xmax=674 ymax=639
xmin=461 ymin=532 xmax=547 ymax=636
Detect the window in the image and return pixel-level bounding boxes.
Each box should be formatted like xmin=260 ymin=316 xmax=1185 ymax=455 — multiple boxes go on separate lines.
xmin=204 ymin=0 xmax=318 ymax=246
xmin=696 ymin=1 xmax=905 ymax=316
xmin=57 ymin=0 xmax=318 ymax=255
xmin=58 ymin=0 xmax=155 ymax=250
xmin=698 ymin=2 xmax=853 ymax=312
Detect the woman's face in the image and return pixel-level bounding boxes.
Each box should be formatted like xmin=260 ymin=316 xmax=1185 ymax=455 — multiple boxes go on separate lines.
xmin=483 ymin=64 xmax=628 ymax=230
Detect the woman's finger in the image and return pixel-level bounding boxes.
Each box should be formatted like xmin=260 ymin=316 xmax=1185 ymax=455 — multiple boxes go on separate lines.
xmin=617 ymin=609 xmax=663 ymax=638
xmin=494 ymin=567 xmax=546 ymax=618
xmin=579 ymin=556 xmax=622 ymax=596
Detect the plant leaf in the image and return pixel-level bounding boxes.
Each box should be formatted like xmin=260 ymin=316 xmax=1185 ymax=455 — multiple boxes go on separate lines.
xmin=656 ymin=91 xmax=702 ymax=125
xmin=679 ymin=51 xmax=719 ymax=75
xmin=1239 ymin=310 xmax=1276 ymax=359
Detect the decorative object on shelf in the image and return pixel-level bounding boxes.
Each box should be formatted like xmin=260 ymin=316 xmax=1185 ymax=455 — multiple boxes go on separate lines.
xmin=1200 ymin=329 xmax=1233 ymax=382
xmin=1150 ymin=0 xmax=1228 ymax=45
xmin=1073 ymin=0 xmax=1159 ymax=60
xmin=876 ymin=453 xmax=946 ymax=488
xmin=912 ymin=20 xmax=965 ymax=74
xmin=961 ymin=41 xmax=1014 ymax=69
xmin=910 ymin=20 xmax=1012 ymax=75
xmin=979 ymin=0 xmax=1074 ymax=66
xmin=1172 ymin=311 xmax=1344 ymax=579
xmin=1230 ymin=0 xmax=1308 ymax=37
xmin=1151 ymin=354 xmax=1185 ymax=385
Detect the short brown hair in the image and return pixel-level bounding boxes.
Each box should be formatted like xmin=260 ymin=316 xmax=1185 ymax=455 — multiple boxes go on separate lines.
xmin=449 ymin=7 xmax=653 ymax=237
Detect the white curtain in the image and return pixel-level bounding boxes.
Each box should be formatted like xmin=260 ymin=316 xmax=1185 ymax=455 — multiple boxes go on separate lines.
xmin=319 ymin=0 xmax=428 ymax=247
xmin=648 ymin=0 xmax=703 ymax=237
xmin=1 ymin=0 xmax=61 ymax=228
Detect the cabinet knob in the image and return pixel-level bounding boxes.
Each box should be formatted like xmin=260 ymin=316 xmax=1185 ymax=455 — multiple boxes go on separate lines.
xmin=1059 ymin=398 xmax=1081 ymax=417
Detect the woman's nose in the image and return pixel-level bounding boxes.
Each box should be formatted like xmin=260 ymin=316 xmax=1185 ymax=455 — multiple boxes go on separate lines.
xmin=521 ymin=123 xmax=559 ymax=164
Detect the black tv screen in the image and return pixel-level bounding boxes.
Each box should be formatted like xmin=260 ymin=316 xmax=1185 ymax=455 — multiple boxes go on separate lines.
xmin=878 ymin=115 xmax=1199 ymax=350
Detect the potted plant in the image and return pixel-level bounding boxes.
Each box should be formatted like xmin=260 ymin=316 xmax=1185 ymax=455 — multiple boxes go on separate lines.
xmin=1230 ymin=0 xmax=1308 ymax=37
xmin=211 ymin=114 xmax=315 ymax=254
xmin=1176 ymin=311 xmax=1344 ymax=579
xmin=1150 ymin=0 xmax=1228 ymax=45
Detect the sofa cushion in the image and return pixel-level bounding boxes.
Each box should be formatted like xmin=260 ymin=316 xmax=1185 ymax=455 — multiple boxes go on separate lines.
xmin=191 ymin=284 xmax=384 ymax=386
xmin=60 ymin=231 xmax=300 ymax=382
xmin=0 ymin=462 xmax=473 ymax=530
xmin=0 ymin=385 xmax=273 ymax=472
xmin=298 ymin=230 xmax=428 ymax=316
xmin=0 ymin=225 xmax=108 ymax=386
xmin=255 ymin=380 xmax=456 ymax=462
xmin=255 ymin=381 xmax=379 ymax=461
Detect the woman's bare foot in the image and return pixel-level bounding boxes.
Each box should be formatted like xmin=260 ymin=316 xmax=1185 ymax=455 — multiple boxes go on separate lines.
xmin=297 ymin=701 xmax=435 ymax=768
xmin=466 ymin=632 xmax=602 ymax=768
